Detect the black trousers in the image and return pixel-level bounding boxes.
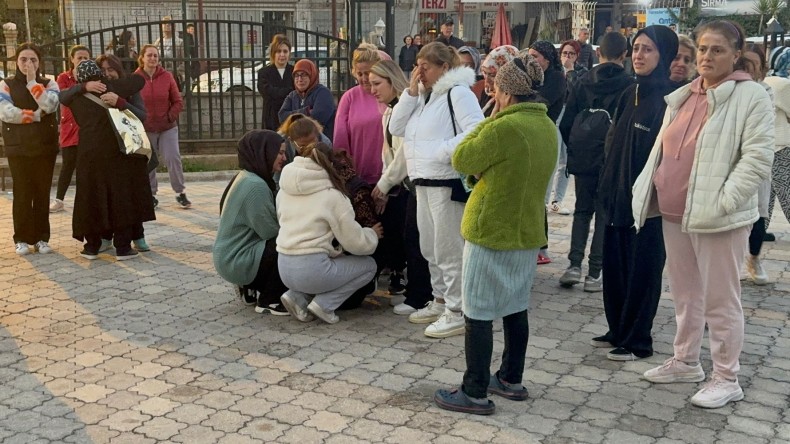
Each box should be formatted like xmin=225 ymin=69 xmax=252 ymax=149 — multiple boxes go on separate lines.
xmin=568 ymin=174 xmax=605 ymax=276
xmin=403 ymin=189 xmax=433 ymax=309
xmin=462 ymin=310 xmax=529 ymax=399
xmin=601 ymin=218 xmax=665 ymax=358
xmin=749 ymin=217 xmax=766 ymax=256
xmin=247 ymin=240 xmax=288 ymax=307
xmin=55 ymin=146 xmax=77 ymax=201
xmin=8 ymin=153 xmax=57 ymax=244
xmin=377 ymin=188 xmax=408 ymax=272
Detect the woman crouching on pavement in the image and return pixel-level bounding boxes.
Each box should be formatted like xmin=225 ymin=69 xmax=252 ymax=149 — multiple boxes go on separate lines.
xmin=434 ymin=54 xmax=557 ymax=415
xmin=214 ymin=130 xmax=289 ymax=315
xmin=276 ymin=142 xmax=383 ymax=324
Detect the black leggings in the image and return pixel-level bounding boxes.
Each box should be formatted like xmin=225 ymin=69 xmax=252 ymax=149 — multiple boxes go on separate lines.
xmin=55 ymin=146 xmax=77 ymax=201
xmin=247 ymin=240 xmax=288 ymax=307
xmin=462 ymin=310 xmax=529 ymax=399
xmin=748 ymin=217 xmax=766 ymax=256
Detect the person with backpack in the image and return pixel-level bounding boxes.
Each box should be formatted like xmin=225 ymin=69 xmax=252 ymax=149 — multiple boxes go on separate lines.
xmin=558 ymin=32 xmax=633 ymax=292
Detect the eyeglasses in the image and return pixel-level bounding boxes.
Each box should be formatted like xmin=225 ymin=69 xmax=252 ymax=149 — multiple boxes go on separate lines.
xmin=561 ymin=51 xmax=577 ymax=57
xmin=293 ymin=73 xmax=310 ymax=79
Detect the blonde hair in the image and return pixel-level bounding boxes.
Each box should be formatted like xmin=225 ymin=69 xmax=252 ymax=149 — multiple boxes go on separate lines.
xmin=352 ymin=44 xmax=381 ymax=68
xmin=417 ymin=42 xmax=460 ymax=69
xmin=278 ymin=113 xmax=323 ymax=141
xmin=268 ymin=34 xmax=292 ymax=64
xmin=370 ymin=60 xmax=408 ymax=96
xmin=678 ymin=34 xmax=696 ymax=56
xmin=138 ymin=44 xmax=159 ymax=68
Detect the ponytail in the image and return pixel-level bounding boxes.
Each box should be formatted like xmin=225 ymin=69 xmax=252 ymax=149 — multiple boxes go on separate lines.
xmin=301 ymin=142 xmax=348 ymax=197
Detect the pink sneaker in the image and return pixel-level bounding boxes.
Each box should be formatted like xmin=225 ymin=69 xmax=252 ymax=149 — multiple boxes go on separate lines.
xmin=690 ymin=375 xmax=743 ymax=408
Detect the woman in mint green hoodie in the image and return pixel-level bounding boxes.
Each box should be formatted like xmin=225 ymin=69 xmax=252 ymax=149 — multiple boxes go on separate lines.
xmin=213 ymin=130 xmax=288 ymax=315
xmin=434 ymin=54 xmax=558 ymax=416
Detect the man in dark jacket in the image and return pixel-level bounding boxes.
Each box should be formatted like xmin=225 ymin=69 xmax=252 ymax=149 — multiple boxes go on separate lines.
xmin=558 ymin=31 xmax=633 ymax=292
xmin=435 ymin=17 xmax=464 ymax=49
xmin=577 ymin=28 xmax=594 ymax=70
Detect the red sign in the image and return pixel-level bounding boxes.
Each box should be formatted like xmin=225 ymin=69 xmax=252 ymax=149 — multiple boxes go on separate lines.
xmin=247 ymin=30 xmax=257 ymax=44
xmin=422 ymin=0 xmax=447 ymax=9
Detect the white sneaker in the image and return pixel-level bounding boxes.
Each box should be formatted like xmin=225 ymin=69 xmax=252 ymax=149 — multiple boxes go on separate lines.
xmin=558 ymin=206 xmax=571 ymax=215
xmin=408 ymin=300 xmax=445 ymax=324
xmin=15 ymin=242 xmax=30 ymax=255
xmin=690 ymin=375 xmax=743 ymax=408
xmin=34 ymin=241 xmax=53 ymax=254
xmin=279 ymin=292 xmax=315 ymax=323
xmin=307 ymin=301 xmax=340 ymax=324
xmin=643 ymin=357 xmax=705 ymax=383
xmin=424 ymin=309 xmax=465 ymax=338
xmin=746 ymin=255 xmax=770 ymax=285
xmin=390 ymin=295 xmax=406 ymax=306
xmin=393 ymin=303 xmax=417 ymax=315
xmin=49 ymin=199 xmax=64 ymax=213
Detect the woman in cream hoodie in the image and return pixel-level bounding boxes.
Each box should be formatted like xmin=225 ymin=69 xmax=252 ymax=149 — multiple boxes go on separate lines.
xmin=276 ymin=142 xmax=383 ymax=324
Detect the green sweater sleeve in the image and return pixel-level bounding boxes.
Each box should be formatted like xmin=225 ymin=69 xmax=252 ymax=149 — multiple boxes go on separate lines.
xmin=452 ymin=117 xmax=507 ymax=176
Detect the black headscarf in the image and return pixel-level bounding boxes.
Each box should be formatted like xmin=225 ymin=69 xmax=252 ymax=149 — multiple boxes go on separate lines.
xmin=237 ymin=129 xmax=284 ymax=192
xmin=529 ymin=40 xmax=563 ymax=72
xmin=633 ymin=25 xmax=679 ymax=82
xmin=76 ymin=60 xmax=103 ymax=83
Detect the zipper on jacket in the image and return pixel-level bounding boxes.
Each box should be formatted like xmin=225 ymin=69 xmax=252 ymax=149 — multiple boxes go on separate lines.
xmin=681 ymin=91 xmax=715 ymax=232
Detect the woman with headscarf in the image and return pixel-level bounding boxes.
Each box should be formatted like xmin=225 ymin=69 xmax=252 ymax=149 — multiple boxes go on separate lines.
xmin=458 ymin=46 xmax=484 ymax=99
xmin=478 ymin=45 xmax=519 ymax=116
xmin=434 ymin=53 xmax=558 ymax=415
xmin=763 ymin=46 xmax=790 ymax=243
xmin=528 ymin=41 xmax=568 ymax=265
xmin=214 ymin=130 xmax=289 ymax=315
xmin=0 ymin=43 xmax=60 ymax=256
xmin=527 ymin=40 xmax=567 ymax=123
xmin=279 ymin=59 xmax=336 ymax=141
xmin=596 ymin=25 xmax=679 ymax=361
xmin=59 ymin=59 xmax=155 ymax=260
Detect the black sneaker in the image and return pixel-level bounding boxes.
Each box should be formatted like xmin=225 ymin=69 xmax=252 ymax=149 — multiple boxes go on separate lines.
xmin=152 ymin=196 xmax=159 ymax=209
xmin=255 ymin=303 xmax=290 ymax=316
xmin=388 ymin=272 xmax=406 ymax=295
xmin=607 ymin=347 xmax=639 ymax=361
xmin=590 ymin=335 xmax=613 ymax=348
xmin=234 ymin=286 xmax=257 ymax=305
xmin=764 ymin=232 xmax=776 ymax=242
xmin=116 ymin=247 xmax=139 ymax=261
xmin=80 ymin=248 xmax=99 ymax=260
xmin=176 ymin=193 xmax=192 ymax=209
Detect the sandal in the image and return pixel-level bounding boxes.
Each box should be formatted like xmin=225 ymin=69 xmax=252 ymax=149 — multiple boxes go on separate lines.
xmin=434 ymin=388 xmax=495 ymax=415
xmin=537 ymin=253 xmax=552 ymax=265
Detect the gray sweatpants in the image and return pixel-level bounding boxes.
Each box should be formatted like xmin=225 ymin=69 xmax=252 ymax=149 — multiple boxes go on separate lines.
xmin=278 ymin=253 xmax=377 ymax=311
xmin=148 ymin=126 xmax=185 ymax=195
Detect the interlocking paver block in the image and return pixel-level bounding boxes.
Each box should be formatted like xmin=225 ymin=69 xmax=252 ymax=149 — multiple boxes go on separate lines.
xmin=100 ymin=410 xmax=152 ymax=432
xmin=304 ymin=410 xmax=350 ymax=433
xmin=65 ymin=383 xmax=114 ymax=403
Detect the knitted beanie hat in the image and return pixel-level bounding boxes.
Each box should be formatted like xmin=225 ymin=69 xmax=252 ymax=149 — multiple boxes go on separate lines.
xmin=77 ymin=60 xmax=103 ymax=83
xmin=495 ymin=54 xmax=544 ymax=96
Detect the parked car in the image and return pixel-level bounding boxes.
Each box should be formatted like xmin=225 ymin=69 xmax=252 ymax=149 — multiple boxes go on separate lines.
xmin=192 ymin=47 xmax=330 ymax=93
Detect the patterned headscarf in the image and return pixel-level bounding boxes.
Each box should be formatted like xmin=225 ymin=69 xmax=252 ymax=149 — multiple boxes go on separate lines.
xmin=76 ymin=60 xmax=103 ymax=83
xmin=769 ymin=46 xmax=790 ymax=78
xmin=481 ymin=45 xmax=519 ymax=72
xmin=529 ymin=40 xmax=562 ymax=71
xmin=495 ymin=54 xmax=544 ymax=96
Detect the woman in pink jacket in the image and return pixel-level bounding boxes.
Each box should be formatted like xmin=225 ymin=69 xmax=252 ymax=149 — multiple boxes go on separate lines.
xmin=135 ymin=44 xmax=189 ymax=209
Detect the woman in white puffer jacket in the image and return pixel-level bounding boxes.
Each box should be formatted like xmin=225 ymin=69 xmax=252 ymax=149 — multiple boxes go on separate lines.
xmin=389 ymin=42 xmax=484 ymax=339
xmin=632 ymin=21 xmax=774 ymax=410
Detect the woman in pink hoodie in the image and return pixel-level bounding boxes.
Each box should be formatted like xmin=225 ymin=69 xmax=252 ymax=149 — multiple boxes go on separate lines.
xmin=135 ymin=44 xmax=189 ymax=209
xmin=633 ymin=20 xmax=774 ymax=409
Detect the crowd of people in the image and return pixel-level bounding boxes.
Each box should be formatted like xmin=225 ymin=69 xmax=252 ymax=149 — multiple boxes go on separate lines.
xmin=2 ymin=19 xmax=787 ymax=417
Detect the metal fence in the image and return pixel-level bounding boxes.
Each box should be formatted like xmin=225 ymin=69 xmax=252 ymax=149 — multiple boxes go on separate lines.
xmin=1 ymin=19 xmax=351 ymax=145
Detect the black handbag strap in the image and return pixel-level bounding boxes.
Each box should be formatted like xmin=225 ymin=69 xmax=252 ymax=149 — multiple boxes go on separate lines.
xmin=447 ymin=86 xmax=457 ymax=136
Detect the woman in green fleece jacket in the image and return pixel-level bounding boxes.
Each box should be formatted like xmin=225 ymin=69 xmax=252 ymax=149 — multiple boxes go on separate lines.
xmin=213 ymin=130 xmax=288 ymax=315
xmin=434 ymin=54 xmax=558 ymax=416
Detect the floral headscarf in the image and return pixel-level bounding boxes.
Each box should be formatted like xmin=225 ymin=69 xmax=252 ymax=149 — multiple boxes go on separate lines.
xmin=529 ymin=40 xmax=562 ymax=71
xmin=480 ymin=45 xmax=519 ymax=72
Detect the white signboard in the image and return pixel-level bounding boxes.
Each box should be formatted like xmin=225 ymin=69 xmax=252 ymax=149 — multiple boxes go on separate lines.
xmin=700 ymin=0 xmax=755 ymax=15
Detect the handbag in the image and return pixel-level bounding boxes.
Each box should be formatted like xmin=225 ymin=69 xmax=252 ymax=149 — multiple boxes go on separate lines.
xmin=446 ymin=87 xmax=471 ymax=203
xmin=84 ymin=93 xmax=152 ymax=160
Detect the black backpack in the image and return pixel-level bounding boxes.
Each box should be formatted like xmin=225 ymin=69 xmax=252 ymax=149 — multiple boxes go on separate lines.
xmin=566 ymin=108 xmax=612 ymax=176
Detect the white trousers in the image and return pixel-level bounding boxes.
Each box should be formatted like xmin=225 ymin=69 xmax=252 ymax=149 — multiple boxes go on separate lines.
xmin=415 ymin=186 xmax=465 ymax=311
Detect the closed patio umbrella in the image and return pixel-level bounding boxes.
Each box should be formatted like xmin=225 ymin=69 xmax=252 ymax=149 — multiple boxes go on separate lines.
xmin=491 ymin=3 xmax=512 ymax=48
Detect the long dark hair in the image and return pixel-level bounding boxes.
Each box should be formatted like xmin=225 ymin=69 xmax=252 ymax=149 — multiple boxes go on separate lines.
xmin=95 ymin=54 xmax=127 ymax=78
xmin=15 ymin=42 xmax=45 ymax=80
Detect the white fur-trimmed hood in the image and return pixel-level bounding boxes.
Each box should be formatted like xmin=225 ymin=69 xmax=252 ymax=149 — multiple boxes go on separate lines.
xmin=428 ymin=66 xmax=476 ymax=95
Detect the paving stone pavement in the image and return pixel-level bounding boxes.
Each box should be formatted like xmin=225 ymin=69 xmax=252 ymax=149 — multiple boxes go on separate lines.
xmin=1 ymin=179 xmax=789 ymax=444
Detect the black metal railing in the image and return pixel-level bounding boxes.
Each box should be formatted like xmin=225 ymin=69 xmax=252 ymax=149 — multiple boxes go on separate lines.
xmin=1 ymin=19 xmax=350 ymax=145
